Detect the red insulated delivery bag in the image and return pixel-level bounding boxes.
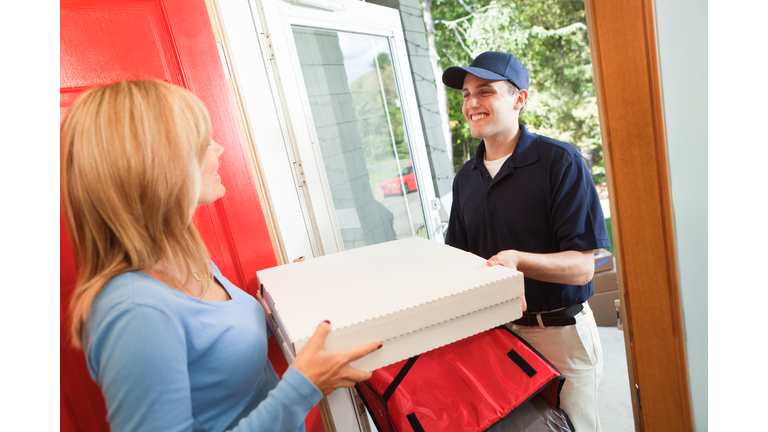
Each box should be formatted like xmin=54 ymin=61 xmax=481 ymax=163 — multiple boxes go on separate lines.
xmin=356 ymin=327 xmax=574 ymax=432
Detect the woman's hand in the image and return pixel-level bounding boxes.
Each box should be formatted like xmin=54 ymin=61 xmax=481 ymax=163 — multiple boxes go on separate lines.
xmin=488 ymin=251 xmax=528 ymax=312
xmin=291 ymin=321 xmax=382 ymax=396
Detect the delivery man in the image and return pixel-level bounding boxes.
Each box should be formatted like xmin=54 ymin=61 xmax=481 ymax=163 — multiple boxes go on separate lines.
xmin=442 ymin=51 xmax=611 ymax=431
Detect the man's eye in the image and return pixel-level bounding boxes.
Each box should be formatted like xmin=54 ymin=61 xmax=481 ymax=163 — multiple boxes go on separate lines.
xmin=462 ymin=94 xmax=469 ymax=99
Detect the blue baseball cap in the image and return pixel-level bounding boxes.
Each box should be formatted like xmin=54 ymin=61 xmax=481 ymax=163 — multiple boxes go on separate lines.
xmin=442 ymin=51 xmax=529 ymax=91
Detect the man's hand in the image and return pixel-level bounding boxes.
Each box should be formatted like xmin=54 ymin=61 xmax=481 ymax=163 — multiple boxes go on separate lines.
xmin=488 ymin=249 xmax=596 ymax=286
xmin=487 ymin=250 xmax=521 ymax=271
xmin=487 ymin=251 xmax=527 ymax=311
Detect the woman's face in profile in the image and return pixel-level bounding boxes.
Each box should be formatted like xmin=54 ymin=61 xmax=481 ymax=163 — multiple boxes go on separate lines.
xmin=197 ymin=139 xmax=226 ymax=207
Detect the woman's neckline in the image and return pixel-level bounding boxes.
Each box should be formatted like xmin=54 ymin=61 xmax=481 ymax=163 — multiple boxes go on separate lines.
xmin=141 ymin=270 xmax=234 ymax=304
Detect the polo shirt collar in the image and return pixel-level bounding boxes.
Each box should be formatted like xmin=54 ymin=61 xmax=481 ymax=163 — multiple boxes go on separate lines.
xmin=472 ymin=124 xmax=539 ymax=170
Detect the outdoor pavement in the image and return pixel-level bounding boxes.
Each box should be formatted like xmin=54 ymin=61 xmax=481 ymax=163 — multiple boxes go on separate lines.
xmin=380 ymin=190 xmax=425 ymax=239
xmin=597 ymin=325 xmax=636 ymax=431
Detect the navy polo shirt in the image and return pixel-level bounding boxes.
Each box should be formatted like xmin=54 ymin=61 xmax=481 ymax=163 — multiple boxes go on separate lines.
xmin=445 ymin=124 xmax=610 ymax=312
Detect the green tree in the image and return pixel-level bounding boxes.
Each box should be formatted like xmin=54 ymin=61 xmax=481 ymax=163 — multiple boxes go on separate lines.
xmin=424 ymin=0 xmax=605 ymax=183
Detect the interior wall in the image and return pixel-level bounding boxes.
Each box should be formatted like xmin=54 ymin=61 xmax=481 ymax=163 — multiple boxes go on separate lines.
xmin=653 ymin=0 xmax=707 ymax=430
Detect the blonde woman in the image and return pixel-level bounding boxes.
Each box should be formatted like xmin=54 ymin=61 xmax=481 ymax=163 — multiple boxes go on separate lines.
xmin=61 ymin=79 xmax=381 ymax=432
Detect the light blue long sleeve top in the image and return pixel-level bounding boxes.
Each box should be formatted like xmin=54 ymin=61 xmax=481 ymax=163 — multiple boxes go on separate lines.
xmin=83 ymin=262 xmax=323 ymax=432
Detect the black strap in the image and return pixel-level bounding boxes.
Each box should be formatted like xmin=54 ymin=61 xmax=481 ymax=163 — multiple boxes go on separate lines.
xmin=513 ymin=315 xmax=577 ymax=327
xmin=406 ymin=413 xmax=425 ymax=432
xmin=382 ymin=355 xmax=419 ymax=402
xmin=507 ymin=347 xmax=538 ymax=378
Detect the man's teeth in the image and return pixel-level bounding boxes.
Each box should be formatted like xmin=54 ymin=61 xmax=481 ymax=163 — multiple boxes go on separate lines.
xmin=471 ymin=114 xmax=487 ymax=120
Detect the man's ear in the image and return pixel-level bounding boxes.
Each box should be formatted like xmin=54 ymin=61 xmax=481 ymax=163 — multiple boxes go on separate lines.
xmin=515 ymin=89 xmax=529 ymax=110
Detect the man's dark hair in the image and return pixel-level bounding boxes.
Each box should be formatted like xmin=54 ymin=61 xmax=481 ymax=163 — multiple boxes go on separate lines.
xmin=502 ymin=80 xmax=527 ymax=115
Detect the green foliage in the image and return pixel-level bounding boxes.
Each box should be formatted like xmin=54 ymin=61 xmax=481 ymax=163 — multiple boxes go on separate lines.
xmin=430 ymin=0 xmax=604 ymax=180
xmin=373 ymin=52 xmax=392 ymax=68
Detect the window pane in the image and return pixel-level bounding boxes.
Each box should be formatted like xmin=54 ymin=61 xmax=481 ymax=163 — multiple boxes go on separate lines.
xmin=292 ymin=27 xmax=426 ymax=251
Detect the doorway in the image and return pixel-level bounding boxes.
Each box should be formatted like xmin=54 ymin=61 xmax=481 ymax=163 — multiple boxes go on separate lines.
xmin=215 ymin=0 xmax=694 ymax=430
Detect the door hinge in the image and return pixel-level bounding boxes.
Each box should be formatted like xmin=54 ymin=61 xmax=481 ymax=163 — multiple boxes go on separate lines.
xmin=257 ymin=30 xmax=276 ymax=64
xmin=293 ymin=161 xmax=307 ymax=188
xmin=615 ymin=299 xmax=623 ymax=330
xmin=216 ymin=42 xmax=231 ymax=80
xmin=635 ymin=384 xmax=642 ymax=410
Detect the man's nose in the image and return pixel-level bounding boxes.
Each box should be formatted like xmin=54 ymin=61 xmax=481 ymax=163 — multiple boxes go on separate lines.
xmin=465 ymin=94 xmax=479 ymax=108
xmin=467 ymin=95 xmax=480 ymax=107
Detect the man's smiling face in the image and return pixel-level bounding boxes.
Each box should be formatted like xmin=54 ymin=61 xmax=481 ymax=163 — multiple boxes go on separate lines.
xmin=461 ymin=74 xmax=522 ymax=142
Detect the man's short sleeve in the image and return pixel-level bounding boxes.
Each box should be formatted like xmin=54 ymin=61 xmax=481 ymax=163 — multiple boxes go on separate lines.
xmin=550 ymin=154 xmax=611 ymax=252
xmin=445 ymin=176 xmax=469 ymax=251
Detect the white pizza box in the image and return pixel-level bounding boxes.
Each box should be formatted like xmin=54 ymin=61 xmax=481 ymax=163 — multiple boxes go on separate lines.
xmin=255 ymin=237 xmax=524 ymax=371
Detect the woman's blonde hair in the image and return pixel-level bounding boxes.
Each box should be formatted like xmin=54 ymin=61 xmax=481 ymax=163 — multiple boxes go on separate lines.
xmin=62 ymin=79 xmax=213 ymax=348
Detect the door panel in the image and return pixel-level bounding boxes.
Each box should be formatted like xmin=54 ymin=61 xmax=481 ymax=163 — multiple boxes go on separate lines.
xmin=60 ymin=1 xmax=183 ymax=89
xmin=61 ymin=390 xmax=78 ymax=432
xmin=61 ymin=209 xmax=109 ymax=431
xmin=60 ymin=0 xmax=280 ymax=429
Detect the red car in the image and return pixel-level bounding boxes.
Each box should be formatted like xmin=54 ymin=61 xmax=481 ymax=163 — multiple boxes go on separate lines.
xmin=380 ymin=164 xmax=418 ymax=196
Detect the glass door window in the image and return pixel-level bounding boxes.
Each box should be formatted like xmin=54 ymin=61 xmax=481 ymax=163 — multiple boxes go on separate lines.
xmin=221 ymin=0 xmax=440 ymax=259
xmin=291 ymin=28 xmax=425 ymax=251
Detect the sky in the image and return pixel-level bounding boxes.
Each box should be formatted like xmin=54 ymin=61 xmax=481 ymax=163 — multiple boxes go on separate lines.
xmin=337 ymin=31 xmax=391 ymax=83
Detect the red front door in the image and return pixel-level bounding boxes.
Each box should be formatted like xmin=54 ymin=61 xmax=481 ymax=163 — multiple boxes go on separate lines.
xmin=60 ymin=1 xmax=322 ymax=430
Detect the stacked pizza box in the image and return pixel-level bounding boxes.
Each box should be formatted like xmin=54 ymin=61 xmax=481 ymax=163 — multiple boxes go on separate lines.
xmin=587 ymin=249 xmax=620 ymax=326
xmin=256 ymin=237 xmax=524 ymax=371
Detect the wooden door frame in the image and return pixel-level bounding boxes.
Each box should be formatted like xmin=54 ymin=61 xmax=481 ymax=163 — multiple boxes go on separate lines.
xmin=585 ymin=0 xmax=694 ymax=430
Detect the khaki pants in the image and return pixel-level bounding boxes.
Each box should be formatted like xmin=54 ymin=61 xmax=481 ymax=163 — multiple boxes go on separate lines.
xmin=507 ymin=302 xmax=604 ymax=432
